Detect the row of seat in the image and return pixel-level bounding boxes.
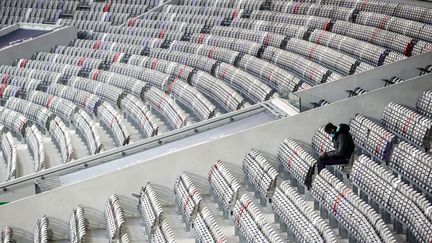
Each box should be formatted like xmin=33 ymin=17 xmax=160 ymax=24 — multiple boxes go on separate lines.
xmin=0 ymin=226 xmax=13 ymax=243
xmin=0 ymin=65 xmax=65 ymax=86
xmin=105 ymin=194 xmax=129 ymax=242
xmin=137 ymin=183 xmax=176 ymax=242
xmin=0 ymin=131 xmax=17 ymax=181
xmin=243 ymin=149 xmax=278 ymax=201
xmin=33 ymin=215 xmax=50 ymax=243
xmin=382 ymin=102 xmax=432 ymax=152
xmin=145 ymin=87 xmax=192 ymax=130
xmin=278 ymin=138 xmax=316 ymax=186
xmin=0 ymin=85 xmax=20 ymax=99
xmin=273 ymin=181 xmax=336 ymax=242
xmin=69 ymin=205 xmax=85 ymax=243
xmin=127 ymin=55 xmax=217 ymax=120
xmin=0 ymin=73 xmax=42 ymax=93
xmin=86 ymin=69 xmax=147 ymax=100
xmin=26 ymin=125 xmax=46 ymax=173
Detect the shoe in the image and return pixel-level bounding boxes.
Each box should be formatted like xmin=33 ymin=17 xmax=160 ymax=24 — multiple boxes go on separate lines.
xmin=305 ymin=165 xmax=315 ymax=190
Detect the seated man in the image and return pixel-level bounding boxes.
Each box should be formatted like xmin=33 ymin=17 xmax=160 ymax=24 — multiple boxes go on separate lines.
xmin=306 ymin=122 xmax=355 ymax=188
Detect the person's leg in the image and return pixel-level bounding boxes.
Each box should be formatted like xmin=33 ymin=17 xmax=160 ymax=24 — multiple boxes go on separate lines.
xmin=318 ymin=157 xmax=348 ymax=173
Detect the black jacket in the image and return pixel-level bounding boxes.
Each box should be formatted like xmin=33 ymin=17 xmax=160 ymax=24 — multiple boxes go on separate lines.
xmin=326 ymin=123 xmax=355 ymax=160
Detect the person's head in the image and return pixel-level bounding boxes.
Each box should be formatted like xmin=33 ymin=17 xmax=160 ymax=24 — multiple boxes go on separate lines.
xmin=324 ymin=123 xmax=337 ymax=138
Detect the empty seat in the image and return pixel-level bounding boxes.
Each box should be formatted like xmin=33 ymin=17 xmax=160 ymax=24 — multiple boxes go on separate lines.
xmin=0 ymin=226 xmax=15 ymax=243
xmin=237 ymin=54 xmax=302 ymax=92
xmin=5 ymin=97 xmax=73 ymax=163
xmin=0 ymin=85 xmax=21 ymax=99
xmin=0 ymin=73 xmax=42 ymax=93
xmin=350 ymin=114 xmax=397 ymax=161
xmin=193 ymin=207 xmax=226 ymax=243
xmin=137 ymin=183 xmax=165 ymax=234
xmin=243 ymin=149 xmax=279 ymax=200
xmin=416 ymin=90 xmax=432 ymax=119
xmin=262 ymin=46 xmax=343 ymax=86
xmin=0 ymin=66 xmax=64 ymax=85
xmin=231 ymin=19 xmax=309 ymax=40
xmin=355 ymin=12 xmax=432 ymax=43
xmin=26 ymin=125 xmax=46 ymax=172
xmin=17 ymin=59 xmax=82 ymax=77
xmin=210 ymin=26 xmax=287 ymax=49
xmin=390 ymin=141 xmax=432 ymax=197
xmin=34 ymin=215 xmax=51 ymax=243
xmin=0 ymin=107 xmax=28 ymax=137
xmin=151 ymin=219 xmax=176 ymax=242
xmin=69 ymin=205 xmax=86 ymax=243
xmin=67 ymin=76 xmax=125 ymax=108
xmin=174 ymin=172 xmax=202 ymax=224
xmin=312 ymin=169 xmax=396 ymax=242
xmin=190 ymin=33 xmax=264 ymax=57
xmin=351 ymin=155 xmax=432 ymax=242
xmin=145 ymin=87 xmax=192 ymax=130
xmin=105 ymin=194 xmax=129 ymax=241
xmin=120 ymin=95 xmax=160 ymax=138
xmin=191 ymin=71 xmax=246 ymax=112
xmin=278 ymin=138 xmax=316 ymax=185
xmin=233 ymin=194 xmax=282 ymax=243
xmin=72 ymin=110 xmax=103 ymax=155
xmin=1 ymin=132 xmax=17 ymax=181
xmin=250 ymin=10 xmax=332 ymax=30
xmin=332 ymin=21 xmax=414 ymax=56
xmin=110 ymin=62 xmax=171 ymax=91
xmin=273 ymin=181 xmax=336 ymax=242
xmin=286 ymin=38 xmax=372 ymax=76
xmin=214 ymin=62 xmax=274 ymax=103
xmin=88 ymin=69 xmax=147 ymax=100
xmin=208 ymin=161 xmax=241 ymax=213
xmin=382 ymin=102 xmax=432 ymax=151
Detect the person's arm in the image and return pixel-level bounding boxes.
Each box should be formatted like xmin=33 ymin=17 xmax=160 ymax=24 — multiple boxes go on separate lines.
xmin=326 ymin=134 xmax=348 ymax=157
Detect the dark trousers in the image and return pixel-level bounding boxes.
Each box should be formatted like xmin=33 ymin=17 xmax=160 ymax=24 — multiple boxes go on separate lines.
xmin=317 ymin=156 xmax=348 ymax=173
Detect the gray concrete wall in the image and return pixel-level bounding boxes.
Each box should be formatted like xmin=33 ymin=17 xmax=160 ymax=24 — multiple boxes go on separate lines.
xmin=0 ymin=73 xmax=430 ymax=232
xmin=296 ymin=52 xmax=432 ymax=110
xmin=0 ymin=24 xmax=76 ymax=66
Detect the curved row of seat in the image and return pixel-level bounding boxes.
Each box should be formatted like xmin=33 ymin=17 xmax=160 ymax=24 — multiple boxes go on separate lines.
xmin=278 ymin=138 xmax=316 ymax=186
xmin=0 ymin=131 xmax=17 ymax=182
xmin=243 ymin=149 xmax=279 ymax=200
xmin=26 ymin=125 xmax=46 ymax=173
xmin=138 ymin=183 xmax=176 ymax=242
xmin=0 ymin=226 xmax=13 ymax=243
xmin=33 ymin=215 xmax=50 ymax=243
xmin=174 ymin=172 xmax=203 ymax=224
xmin=105 ymin=194 xmax=129 ymax=242
xmin=69 ymin=205 xmax=85 ymax=243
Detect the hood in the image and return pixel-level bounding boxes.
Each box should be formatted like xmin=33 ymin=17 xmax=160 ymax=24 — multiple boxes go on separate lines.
xmin=337 ymin=123 xmax=350 ymax=134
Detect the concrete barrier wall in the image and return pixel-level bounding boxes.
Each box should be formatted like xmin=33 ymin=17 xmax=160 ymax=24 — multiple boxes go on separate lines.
xmin=296 ymin=52 xmax=432 ymax=110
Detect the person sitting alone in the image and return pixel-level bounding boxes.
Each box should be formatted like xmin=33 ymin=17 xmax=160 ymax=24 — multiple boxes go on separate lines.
xmin=306 ymin=122 xmax=355 ymax=188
